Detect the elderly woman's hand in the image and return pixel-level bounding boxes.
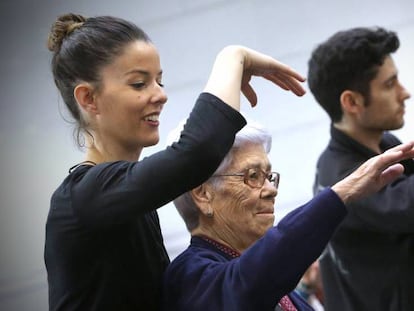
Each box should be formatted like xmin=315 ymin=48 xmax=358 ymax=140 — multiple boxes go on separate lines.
xmin=331 ymin=141 xmax=414 ymax=204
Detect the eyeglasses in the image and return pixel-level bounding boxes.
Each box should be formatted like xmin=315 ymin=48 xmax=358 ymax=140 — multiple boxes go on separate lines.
xmin=213 ymin=168 xmax=280 ymax=189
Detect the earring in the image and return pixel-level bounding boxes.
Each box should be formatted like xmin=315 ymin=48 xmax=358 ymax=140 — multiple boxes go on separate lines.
xmin=206 ymin=209 xmax=214 ymax=218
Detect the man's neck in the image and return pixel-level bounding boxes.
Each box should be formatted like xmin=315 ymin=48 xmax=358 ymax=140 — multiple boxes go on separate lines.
xmin=333 ymin=122 xmax=383 ymax=154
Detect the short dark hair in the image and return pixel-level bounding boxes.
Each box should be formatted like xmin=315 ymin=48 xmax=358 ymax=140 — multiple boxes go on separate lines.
xmin=47 ymin=13 xmax=151 ymax=146
xmin=307 ymin=27 xmax=399 ymax=123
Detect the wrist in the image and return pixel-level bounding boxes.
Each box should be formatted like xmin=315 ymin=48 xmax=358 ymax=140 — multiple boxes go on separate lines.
xmin=296 ymin=281 xmax=313 ymax=300
xmin=331 ymin=182 xmax=351 ymax=204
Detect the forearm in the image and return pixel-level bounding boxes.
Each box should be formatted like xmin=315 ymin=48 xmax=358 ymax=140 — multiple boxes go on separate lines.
xmin=203 ymin=45 xmax=245 ymax=111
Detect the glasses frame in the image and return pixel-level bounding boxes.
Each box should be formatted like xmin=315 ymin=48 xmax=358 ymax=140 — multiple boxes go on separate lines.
xmin=213 ymin=168 xmax=280 ymax=189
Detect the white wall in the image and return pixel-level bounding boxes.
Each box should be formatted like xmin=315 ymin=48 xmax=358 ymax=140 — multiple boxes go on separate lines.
xmin=1 ymin=0 xmax=414 ymax=309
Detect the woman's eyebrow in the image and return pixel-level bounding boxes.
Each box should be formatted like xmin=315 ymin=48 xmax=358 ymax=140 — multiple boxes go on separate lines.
xmin=124 ymin=69 xmax=163 ymax=76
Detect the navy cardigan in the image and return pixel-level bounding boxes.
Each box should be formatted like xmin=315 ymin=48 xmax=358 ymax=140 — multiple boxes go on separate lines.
xmin=163 ymin=188 xmax=347 ymax=311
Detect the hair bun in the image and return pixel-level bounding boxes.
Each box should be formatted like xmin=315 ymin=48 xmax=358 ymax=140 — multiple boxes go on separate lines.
xmin=47 ymin=13 xmax=86 ymax=52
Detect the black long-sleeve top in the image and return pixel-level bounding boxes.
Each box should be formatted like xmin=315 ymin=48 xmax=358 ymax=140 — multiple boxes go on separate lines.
xmin=44 ymin=93 xmax=246 ymax=311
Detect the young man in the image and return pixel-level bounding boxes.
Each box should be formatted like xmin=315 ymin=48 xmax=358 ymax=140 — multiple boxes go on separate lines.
xmin=308 ymin=27 xmax=413 ymax=311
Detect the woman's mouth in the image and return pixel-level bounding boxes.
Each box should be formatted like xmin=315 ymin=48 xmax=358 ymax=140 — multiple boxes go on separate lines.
xmin=144 ymin=114 xmax=159 ymax=122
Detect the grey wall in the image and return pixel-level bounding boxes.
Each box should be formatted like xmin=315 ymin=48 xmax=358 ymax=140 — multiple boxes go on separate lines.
xmin=1 ymin=1 xmax=414 ymax=310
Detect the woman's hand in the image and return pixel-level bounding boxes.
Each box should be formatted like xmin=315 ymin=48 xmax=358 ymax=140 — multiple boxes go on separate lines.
xmin=239 ymin=46 xmax=306 ymax=106
xmin=204 ymin=45 xmax=306 ymax=110
xmin=332 ymin=141 xmax=414 ymax=203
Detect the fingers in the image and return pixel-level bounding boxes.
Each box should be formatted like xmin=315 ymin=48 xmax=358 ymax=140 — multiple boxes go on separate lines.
xmin=377 ymin=141 xmax=414 ymax=170
xmin=264 ymin=72 xmax=306 ymax=96
xmin=384 ymin=140 xmax=414 ymax=153
xmin=241 ymin=72 xmax=304 ymax=106
xmin=379 ymin=164 xmax=405 ymax=186
xmin=243 ymin=48 xmax=306 ymax=97
xmin=282 ymin=75 xmax=306 ymax=97
xmin=251 ymin=53 xmax=305 ymax=82
xmin=271 ymin=62 xmax=306 ymax=84
xmin=263 ymin=73 xmax=290 ymax=90
xmin=332 ymin=142 xmax=414 ymax=204
xmin=267 ymin=61 xmax=306 ymax=96
xmin=241 ymin=83 xmax=258 ymax=107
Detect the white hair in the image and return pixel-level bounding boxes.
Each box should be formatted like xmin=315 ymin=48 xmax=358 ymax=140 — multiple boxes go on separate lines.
xmin=168 ymin=119 xmax=272 ymax=232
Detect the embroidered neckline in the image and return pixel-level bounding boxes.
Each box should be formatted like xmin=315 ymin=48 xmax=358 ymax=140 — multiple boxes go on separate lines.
xmin=198 ymin=235 xmax=241 ymax=259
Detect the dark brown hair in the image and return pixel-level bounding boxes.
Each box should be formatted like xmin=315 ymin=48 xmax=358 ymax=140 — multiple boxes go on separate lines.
xmin=47 ymin=13 xmax=151 ymax=146
xmin=308 ymin=27 xmax=399 ymax=123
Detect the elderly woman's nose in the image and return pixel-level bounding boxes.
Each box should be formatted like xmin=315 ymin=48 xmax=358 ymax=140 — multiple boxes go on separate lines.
xmin=262 ymin=179 xmax=278 ymax=196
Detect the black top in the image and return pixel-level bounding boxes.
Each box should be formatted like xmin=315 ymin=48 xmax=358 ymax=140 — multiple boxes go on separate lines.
xmin=313 ymin=125 xmax=414 ymax=311
xmin=44 ymin=93 xmax=246 ymax=311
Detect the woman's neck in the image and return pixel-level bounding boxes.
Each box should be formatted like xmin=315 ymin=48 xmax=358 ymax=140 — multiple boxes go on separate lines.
xmin=85 ymin=144 xmax=142 ymax=163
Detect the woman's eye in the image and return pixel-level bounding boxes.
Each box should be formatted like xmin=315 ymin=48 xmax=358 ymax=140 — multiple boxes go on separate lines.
xmin=158 ymin=82 xmax=165 ymax=88
xmin=131 ymin=82 xmax=145 ymax=89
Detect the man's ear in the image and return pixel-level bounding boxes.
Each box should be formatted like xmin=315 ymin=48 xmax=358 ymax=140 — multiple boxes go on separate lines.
xmin=340 ymin=90 xmax=365 ymax=115
xmin=190 ymin=184 xmax=214 ymax=217
xmin=74 ymin=83 xmax=98 ymax=114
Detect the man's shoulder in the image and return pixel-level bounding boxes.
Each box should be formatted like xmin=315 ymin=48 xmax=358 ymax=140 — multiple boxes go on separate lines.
xmin=316 ymin=141 xmax=352 ymax=167
xmin=314 ymin=139 xmax=362 ymax=190
xmin=382 ymin=131 xmax=403 ymax=147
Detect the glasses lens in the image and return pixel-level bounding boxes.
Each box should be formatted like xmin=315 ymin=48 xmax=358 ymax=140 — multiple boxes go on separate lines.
xmin=270 ymin=172 xmax=280 ymax=189
xmin=245 ymin=168 xmax=262 ymax=188
xmin=244 ymin=169 xmax=280 ymax=188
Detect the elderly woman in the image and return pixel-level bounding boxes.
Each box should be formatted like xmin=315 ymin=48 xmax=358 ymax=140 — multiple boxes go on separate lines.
xmin=162 ymin=122 xmax=414 ymax=311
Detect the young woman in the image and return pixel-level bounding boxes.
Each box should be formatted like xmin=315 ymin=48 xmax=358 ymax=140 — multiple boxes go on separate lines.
xmin=44 ymin=13 xmax=306 ymax=310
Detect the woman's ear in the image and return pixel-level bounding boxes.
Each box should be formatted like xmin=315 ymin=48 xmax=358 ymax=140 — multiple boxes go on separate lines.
xmin=190 ymin=183 xmax=214 ymax=217
xmin=74 ymin=83 xmax=98 ymax=114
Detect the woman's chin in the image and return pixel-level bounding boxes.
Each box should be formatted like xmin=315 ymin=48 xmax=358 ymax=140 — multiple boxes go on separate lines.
xmin=142 ymin=136 xmax=160 ymax=147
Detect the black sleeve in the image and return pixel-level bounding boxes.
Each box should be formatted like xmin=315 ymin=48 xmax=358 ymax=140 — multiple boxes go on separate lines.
xmin=71 ymin=93 xmax=246 ymax=228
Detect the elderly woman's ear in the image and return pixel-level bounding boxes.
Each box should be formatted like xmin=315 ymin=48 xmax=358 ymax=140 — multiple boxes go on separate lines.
xmin=190 ymin=184 xmax=214 ymax=218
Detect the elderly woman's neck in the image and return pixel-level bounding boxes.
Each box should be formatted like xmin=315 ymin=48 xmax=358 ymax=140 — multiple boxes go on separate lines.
xmin=192 ymin=227 xmax=250 ymax=254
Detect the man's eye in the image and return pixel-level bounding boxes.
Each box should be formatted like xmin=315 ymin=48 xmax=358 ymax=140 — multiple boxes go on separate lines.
xmin=385 ymin=78 xmax=397 ymax=89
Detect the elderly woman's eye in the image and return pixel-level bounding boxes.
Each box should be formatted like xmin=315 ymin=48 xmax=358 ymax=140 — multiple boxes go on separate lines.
xmin=247 ymin=169 xmax=260 ymax=180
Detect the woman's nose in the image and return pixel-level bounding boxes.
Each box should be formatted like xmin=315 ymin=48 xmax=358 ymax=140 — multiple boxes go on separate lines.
xmin=152 ymin=82 xmax=168 ymax=105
